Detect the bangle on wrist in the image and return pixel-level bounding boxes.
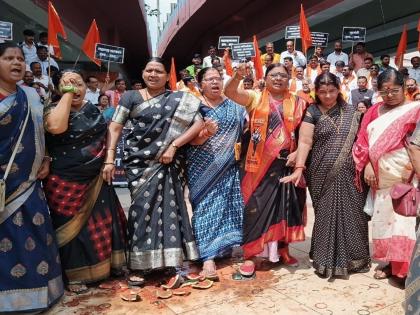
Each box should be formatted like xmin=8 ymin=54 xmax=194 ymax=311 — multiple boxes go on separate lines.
xmin=60 ymin=85 xmax=78 ymax=94
xmin=43 ymin=155 xmax=52 ymax=162
xmin=294 ymin=165 xmax=306 ymax=170
xmin=104 ymin=162 xmax=115 ymax=165
xmin=106 ymin=148 xmax=116 ymax=151
xmin=171 ymin=142 xmax=178 ymax=150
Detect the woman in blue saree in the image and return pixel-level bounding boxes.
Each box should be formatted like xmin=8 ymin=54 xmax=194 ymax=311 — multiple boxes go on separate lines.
xmin=186 ymin=67 xmax=244 ymax=278
xmin=0 ymin=43 xmax=63 ymax=313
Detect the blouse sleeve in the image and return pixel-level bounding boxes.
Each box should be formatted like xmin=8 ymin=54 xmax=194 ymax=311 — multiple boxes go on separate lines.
xmin=410 ymin=121 xmax=420 ymax=147
xmin=112 ymin=90 xmax=135 ymax=125
xmin=244 ymin=90 xmax=260 ymax=113
xmin=302 ymin=105 xmax=318 ymax=125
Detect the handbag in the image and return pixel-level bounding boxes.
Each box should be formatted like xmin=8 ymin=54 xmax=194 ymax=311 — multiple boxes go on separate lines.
xmin=0 ymin=103 xmax=31 ymax=212
xmin=390 ymin=171 xmax=420 ymax=217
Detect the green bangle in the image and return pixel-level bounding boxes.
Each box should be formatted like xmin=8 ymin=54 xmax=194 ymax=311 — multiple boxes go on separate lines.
xmin=60 ymin=85 xmax=78 ymax=94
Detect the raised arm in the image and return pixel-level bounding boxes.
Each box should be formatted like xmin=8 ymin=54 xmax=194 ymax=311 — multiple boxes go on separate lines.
xmin=224 ymin=63 xmax=250 ymax=106
xmin=44 ymin=74 xmax=79 ymax=134
xmin=280 ymin=121 xmax=315 ymax=185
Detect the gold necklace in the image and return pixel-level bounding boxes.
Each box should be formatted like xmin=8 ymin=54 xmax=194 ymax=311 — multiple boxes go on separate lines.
xmin=0 ymin=86 xmax=16 ymax=95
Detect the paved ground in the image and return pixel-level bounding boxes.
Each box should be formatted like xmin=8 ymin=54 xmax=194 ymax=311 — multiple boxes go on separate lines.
xmin=44 ymin=188 xmax=407 ymax=315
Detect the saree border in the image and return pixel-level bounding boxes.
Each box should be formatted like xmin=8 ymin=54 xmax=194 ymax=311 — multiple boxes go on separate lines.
xmin=320 ymin=110 xmax=361 ymax=196
xmin=156 ymin=92 xmax=201 ymax=158
xmin=64 ymin=251 xmax=126 ymax=283
xmin=129 ymin=241 xmax=199 ymax=270
xmin=0 ymin=275 xmax=63 ymax=313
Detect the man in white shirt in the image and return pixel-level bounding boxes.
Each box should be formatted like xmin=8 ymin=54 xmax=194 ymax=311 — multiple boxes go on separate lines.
xmin=37 ymin=32 xmax=56 ymax=59
xmin=408 ymin=56 xmax=420 ymax=84
xmin=19 ymin=29 xmax=38 ymax=66
xmin=84 ymin=76 xmax=101 ymax=105
xmin=331 ymin=60 xmax=345 ymax=81
xmin=202 ymin=45 xmax=221 ymax=68
xmin=326 ymin=41 xmax=348 ymax=66
xmin=341 ymin=65 xmax=357 ymax=103
xmin=289 ymin=66 xmax=304 ymax=93
xmin=30 ymin=62 xmax=52 ymax=91
xmin=34 ymin=46 xmax=59 ymax=76
xmin=280 ymin=40 xmax=306 ymax=67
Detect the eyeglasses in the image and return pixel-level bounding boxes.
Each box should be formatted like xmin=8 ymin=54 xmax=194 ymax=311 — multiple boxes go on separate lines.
xmin=378 ymin=87 xmax=402 ymax=97
xmin=369 ymin=67 xmax=379 ymax=71
xmin=203 ymin=77 xmax=222 ymax=82
xmin=268 ymin=72 xmax=289 ymax=79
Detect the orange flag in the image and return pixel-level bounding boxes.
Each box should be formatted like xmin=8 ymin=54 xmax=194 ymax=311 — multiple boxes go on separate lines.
xmin=169 ymin=57 xmax=177 ymax=91
xmin=82 ymin=19 xmax=101 ymax=66
xmin=223 ymin=48 xmax=233 ymax=76
xmin=395 ymin=25 xmax=407 ymax=69
xmin=417 ymin=17 xmax=420 ymax=52
xmin=47 ymin=1 xmax=67 ymax=59
xmin=253 ymin=35 xmax=264 ymax=80
xmin=299 ymin=4 xmax=312 ymax=55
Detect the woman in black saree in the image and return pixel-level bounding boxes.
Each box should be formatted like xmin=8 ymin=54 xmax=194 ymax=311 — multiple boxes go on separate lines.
xmin=44 ymin=69 xmax=127 ymax=292
xmin=281 ymin=73 xmax=370 ymax=279
xmin=103 ymin=58 xmax=209 ymax=283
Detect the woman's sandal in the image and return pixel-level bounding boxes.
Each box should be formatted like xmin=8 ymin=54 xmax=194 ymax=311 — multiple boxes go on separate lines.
xmin=373 ymin=265 xmax=392 ymax=280
xmin=231 ymin=271 xmax=257 ymax=281
xmin=279 ymin=248 xmax=299 ymax=267
xmin=99 ymin=280 xmax=121 ymax=290
xmin=127 ymin=275 xmax=145 ymax=287
xmin=199 ymin=269 xmax=219 ymax=282
xmin=67 ymin=282 xmax=89 ymax=294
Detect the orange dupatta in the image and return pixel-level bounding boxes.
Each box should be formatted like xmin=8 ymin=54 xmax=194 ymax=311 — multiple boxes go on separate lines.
xmin=245 ymin=89 xmax=298 ymax=173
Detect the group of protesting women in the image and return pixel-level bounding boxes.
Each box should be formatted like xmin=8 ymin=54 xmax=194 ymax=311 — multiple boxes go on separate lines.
xmin=1 ymin=41 xmax=419 ymax=313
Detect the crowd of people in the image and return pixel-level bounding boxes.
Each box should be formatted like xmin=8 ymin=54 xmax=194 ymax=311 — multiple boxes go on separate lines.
xmin=0 ymin=27 xmax=420 ymax=314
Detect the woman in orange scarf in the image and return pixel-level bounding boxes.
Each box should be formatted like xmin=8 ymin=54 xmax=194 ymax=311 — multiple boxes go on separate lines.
xmin=225 ymin=63 xmax=307 ymax=267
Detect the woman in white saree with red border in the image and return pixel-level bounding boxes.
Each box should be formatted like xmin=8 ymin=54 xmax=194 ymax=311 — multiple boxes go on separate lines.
xmin=353 ymin=69 xmax=420 ymax=280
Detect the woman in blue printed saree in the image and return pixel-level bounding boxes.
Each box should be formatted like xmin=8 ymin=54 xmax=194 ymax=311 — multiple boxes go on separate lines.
xmin=103 ymin=58 xmax=210 ymax=283
xmin=0 ymin=43 xmax=63 ymax=313
xmin=186 ymin=67 xmax=244 ymax=278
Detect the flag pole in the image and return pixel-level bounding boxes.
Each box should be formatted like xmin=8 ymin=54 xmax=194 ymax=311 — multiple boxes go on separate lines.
xmin=73 ymin=50 xmax=82 ymax=68
xmin=46 ymin=50 xmax=52 ymax=104
xmin=107 ymin=58 xmax=111 ymax=78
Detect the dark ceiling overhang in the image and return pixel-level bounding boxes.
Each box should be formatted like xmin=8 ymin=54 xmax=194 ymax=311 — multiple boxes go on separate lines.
xmin=157 ymin=0 xmax=338 ymax=69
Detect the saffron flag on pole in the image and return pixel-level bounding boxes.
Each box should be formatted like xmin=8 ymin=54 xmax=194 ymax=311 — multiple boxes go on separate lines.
xmin=299 ymin=4 xmax=312 ymax=55
xmin=82 ymin=19 xmax=101 ymax=66
xmin=223 ymin=48 xmax=233 ymax=76
xmin=417 ymin=17 xmax=420 ymax=52
xmin=47 ymin=1 xmax=67 ymax=59
xmin=169 ymin=57 xmax=177 ymax=91
xmin=395 ymin=25 xmax=407 ymax=69
xmin=253 ymin=35 xmax=264 ymax=80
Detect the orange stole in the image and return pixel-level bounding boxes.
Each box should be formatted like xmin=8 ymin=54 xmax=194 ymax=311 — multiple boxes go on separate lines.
xmin=306 ymin=66 xmax=321 ymax=80
xmin=242 ymin=93 xmax=306 ymax=203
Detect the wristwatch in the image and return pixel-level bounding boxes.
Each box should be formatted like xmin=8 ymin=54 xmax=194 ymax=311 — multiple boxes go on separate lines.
xmin=171 ymin=142 xmax=178 ymax=150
